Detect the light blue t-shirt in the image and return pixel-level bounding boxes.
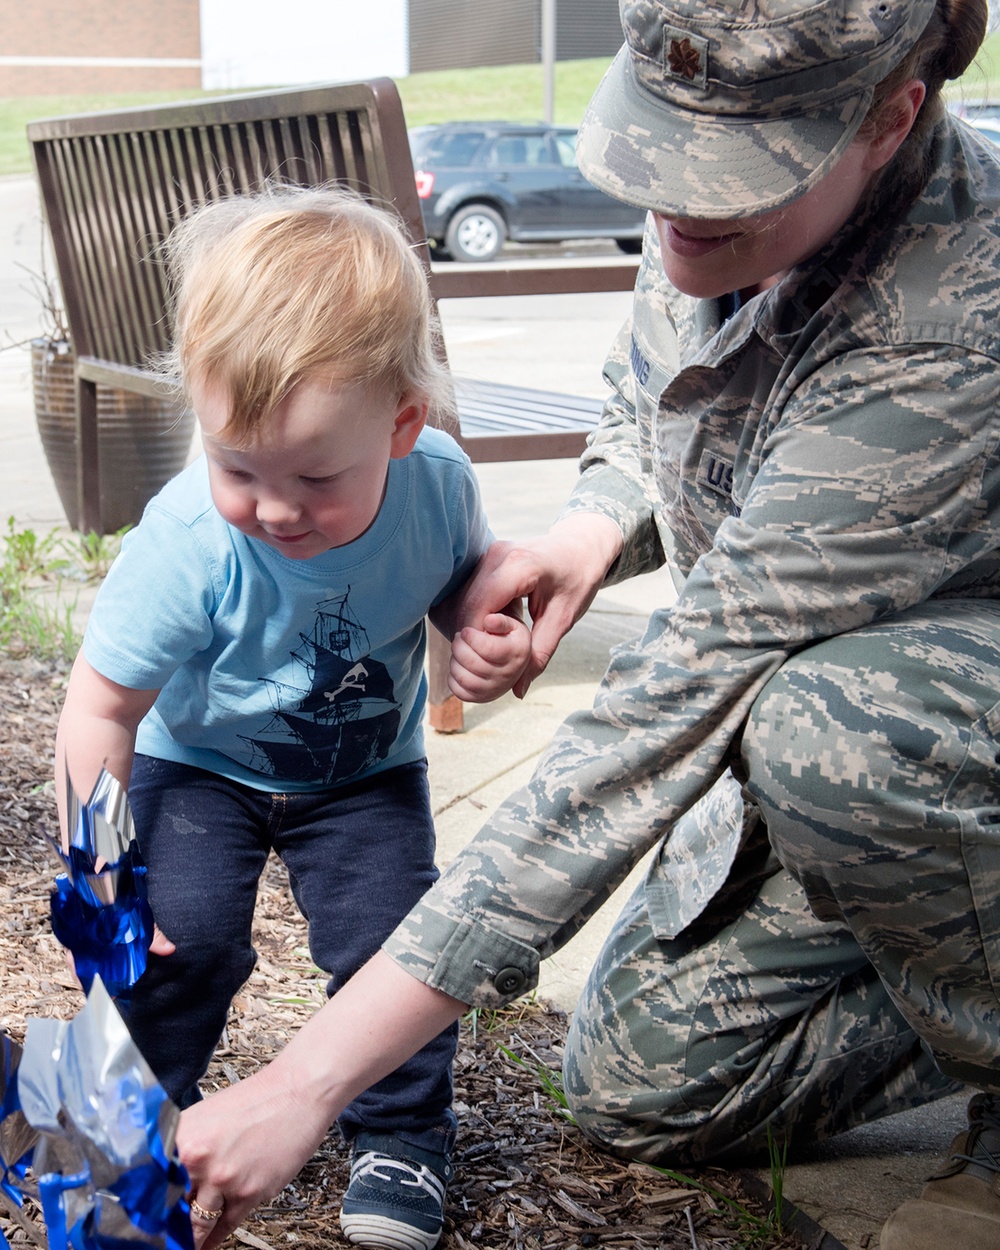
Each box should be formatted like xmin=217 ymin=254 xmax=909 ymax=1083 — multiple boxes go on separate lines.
xmin=83 ymin=426 xmax=489 ymax=792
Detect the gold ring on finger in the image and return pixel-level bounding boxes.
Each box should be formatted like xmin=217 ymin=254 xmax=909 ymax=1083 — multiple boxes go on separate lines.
xmin=190 ymin=1199 xmax=225 ymax=1222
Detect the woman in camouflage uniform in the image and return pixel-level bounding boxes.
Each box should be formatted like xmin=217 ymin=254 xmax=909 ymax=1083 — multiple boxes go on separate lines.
xmin=178 ymin=4 xmax=1000 ymax=1249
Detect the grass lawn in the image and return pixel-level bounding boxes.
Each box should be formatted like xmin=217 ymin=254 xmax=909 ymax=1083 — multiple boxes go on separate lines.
xmin=2 ymin=33 xmax=999 ymax=179
xmin=0 ymin=59 xmax=611 ymax=178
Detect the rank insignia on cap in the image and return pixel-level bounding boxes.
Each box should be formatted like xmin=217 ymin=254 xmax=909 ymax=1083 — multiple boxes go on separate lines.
xmin=663 ymin=26 xmax=708 ymax=88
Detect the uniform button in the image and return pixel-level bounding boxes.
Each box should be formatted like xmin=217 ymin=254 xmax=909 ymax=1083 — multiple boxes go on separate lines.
xmin=493 ymin=966 xmax=527 ymax=995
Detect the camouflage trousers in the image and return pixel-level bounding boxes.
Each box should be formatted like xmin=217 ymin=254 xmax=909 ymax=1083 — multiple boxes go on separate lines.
xmin=563 ymin=600 xmax=1000 ymax=1165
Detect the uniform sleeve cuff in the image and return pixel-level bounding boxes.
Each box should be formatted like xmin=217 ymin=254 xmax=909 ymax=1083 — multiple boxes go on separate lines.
xmin=382 ymin=899 xmax=541 ymax=1008
xmin=561 ymin=467 xmax=663 ymax=586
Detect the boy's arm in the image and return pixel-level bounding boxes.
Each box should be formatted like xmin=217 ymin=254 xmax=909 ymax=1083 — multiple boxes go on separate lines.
xmin=55 ymin=652 xmax=161 ymax=841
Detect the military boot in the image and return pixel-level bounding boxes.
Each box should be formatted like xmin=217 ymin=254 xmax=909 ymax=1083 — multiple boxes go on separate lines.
xmin=881 ymin=1092 xmax=1000 ymax=1250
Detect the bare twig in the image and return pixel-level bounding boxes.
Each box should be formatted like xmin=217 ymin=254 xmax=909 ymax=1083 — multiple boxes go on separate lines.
xmin=1 ymin=249 xmax=70 ymax=355
xmin=685 ymin=1203 xmax=700 ymax=1249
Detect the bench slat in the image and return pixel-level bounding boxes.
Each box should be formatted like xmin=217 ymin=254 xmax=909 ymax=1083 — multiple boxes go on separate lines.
xmin=453 ymin=379 xmax=601 ymax=430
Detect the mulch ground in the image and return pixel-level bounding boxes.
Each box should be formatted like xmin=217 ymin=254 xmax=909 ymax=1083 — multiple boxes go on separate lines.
xmin=0 ymin=654 xmax=806 ymax=1250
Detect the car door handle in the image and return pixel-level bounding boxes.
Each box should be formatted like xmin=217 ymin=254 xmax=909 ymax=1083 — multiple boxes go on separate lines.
xmin=495 ymin=172 xmax=510 ymax=181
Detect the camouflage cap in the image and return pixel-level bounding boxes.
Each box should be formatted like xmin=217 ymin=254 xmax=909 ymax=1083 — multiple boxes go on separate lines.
xmin=576 ymin=0 xmax=937 ymax=219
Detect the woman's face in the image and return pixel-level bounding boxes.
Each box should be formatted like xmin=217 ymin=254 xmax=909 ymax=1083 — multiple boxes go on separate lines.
xmin=653 ymin=137 xmax=878 ymax=300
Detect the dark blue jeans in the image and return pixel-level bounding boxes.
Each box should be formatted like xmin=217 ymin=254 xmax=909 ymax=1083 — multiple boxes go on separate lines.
xmin=122 ymin=754 xmax=457 ymax=1155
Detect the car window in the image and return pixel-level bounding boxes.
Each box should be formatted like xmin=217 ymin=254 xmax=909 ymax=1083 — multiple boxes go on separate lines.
xmin=972 ymin=120 xmax=1000 ymax=145
xmin=948 ymin=100 xmax=1000 ymax=123
xmin=490 ymin=133 xmax=552 ymax=166
xmin=554 ymin=133 xmax=578 ymax=168
xmin=411 ymin=130 xmax=487 ymax=165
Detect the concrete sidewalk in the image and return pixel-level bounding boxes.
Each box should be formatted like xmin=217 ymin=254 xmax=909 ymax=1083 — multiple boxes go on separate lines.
xmin=0 ymin=172 xmax=967 ymax=1250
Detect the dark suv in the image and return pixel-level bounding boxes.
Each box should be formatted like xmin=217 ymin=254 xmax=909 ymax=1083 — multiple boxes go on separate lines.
xmin=409 ymin=121 xmax=646 ymax=262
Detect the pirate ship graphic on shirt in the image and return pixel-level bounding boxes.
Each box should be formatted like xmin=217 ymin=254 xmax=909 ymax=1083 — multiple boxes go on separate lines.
xmin=241 ymin=589 xmax=401 ymax=784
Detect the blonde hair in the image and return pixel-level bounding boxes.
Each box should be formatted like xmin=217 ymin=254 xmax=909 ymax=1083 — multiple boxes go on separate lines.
xmin=164 ymin=185 xmax=454 ymax=444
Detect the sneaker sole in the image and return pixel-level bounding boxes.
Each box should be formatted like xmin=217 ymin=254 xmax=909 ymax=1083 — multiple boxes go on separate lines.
xmin=339 ymin=1212 xmax=441 ymax=1250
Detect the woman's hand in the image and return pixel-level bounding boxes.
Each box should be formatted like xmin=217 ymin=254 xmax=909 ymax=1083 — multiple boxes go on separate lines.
xmin=178 ymin=1063 xmax=330 ymax=1249
xmin=175 ymin=952 xmax=466 ymax=1248
xmin=459 ymin=514 xmax=624 ymax=696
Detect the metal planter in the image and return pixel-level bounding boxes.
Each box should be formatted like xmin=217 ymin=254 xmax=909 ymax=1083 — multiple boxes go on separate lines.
xmin=31 ymin=338 xmax=195 ymax=534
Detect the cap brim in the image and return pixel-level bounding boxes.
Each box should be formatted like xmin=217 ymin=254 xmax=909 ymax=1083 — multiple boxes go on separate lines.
xmin=577 ymin=44 xmax=871 ymax=219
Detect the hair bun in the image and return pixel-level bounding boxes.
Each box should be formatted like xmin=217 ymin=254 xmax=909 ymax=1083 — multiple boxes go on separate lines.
xmin=938 ymin=0 xmax=988 ymax=81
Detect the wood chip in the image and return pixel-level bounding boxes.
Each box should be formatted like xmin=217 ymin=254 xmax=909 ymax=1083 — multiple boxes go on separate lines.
xmin=639 ymin=1187 xmax=703 ymax=1211
xmin=551 ymin=1189 xmax=608 ymax=1226
xmin=234 ymin=1227 xmax=279 ymax=1250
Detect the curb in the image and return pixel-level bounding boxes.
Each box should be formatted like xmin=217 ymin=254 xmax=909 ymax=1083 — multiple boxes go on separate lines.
xmin=737 ymin=1171 xmax=850 ymax=1250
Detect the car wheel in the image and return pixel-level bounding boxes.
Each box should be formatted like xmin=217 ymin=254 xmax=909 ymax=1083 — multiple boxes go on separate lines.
xmin=615 ymin=238 xmax=643 ymax=254
xmin=445 ymin=204 xmax=506 ymax=262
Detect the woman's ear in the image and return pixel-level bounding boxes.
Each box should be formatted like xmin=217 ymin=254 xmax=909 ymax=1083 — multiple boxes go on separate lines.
xmin=864 ymin=78 xmax=927 ymax=173
xmin=389 ymin=398 xmax=428 ymax=459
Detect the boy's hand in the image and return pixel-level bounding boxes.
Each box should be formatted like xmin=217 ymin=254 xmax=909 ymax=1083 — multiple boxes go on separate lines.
xmin=448 ymin=612 xmax=532 ymax=702
xmin=150 ymin=924 xmax=177 ymax=957
xmin=451 ymin=515 xmax=623 ymax=697
xmin=62 ymin=923 xmax=176 ymax=990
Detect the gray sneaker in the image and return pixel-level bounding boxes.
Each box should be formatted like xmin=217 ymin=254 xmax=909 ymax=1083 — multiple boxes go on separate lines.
xmin=881 ymin=1093 xmax=1000 ymax=1250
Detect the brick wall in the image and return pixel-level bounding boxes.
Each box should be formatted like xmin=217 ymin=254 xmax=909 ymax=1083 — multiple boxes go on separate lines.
xmin=0 ymin=0 xmax=201 ymax=95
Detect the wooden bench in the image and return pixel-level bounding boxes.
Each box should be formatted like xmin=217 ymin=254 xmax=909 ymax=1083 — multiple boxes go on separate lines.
xmin=27 ymin=77 xmax=639 ymax=730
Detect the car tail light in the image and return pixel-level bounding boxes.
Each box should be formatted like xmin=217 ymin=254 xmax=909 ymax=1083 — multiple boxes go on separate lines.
xmin=414 ymin=169 xmax=435 ymax=199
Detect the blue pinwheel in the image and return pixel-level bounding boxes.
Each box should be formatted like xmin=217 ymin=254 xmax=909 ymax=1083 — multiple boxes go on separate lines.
xmin=0 ymin=1034 xmax=39 ymax=1250
xmin=49 ymin=768 xmax=154 ymax=1000
xmin=6 ymin=978 xmax=193 ymax=1250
